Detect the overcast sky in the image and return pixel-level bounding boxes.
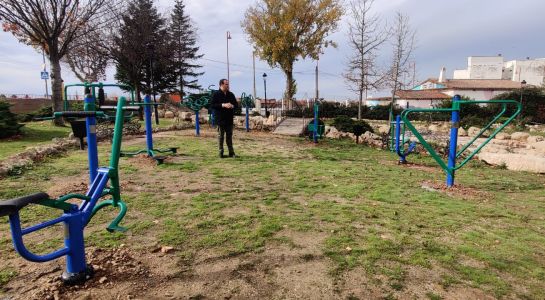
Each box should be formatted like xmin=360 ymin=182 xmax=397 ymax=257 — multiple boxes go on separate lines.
xmin=1 ymin=0 xmax=544 ymax=100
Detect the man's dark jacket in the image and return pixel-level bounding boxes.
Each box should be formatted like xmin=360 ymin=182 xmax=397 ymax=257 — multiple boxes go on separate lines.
xmin=210 ymin=89 xmax=238 ymax=127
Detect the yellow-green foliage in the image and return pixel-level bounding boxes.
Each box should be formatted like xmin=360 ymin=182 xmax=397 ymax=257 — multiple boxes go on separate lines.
xmin=242 ymin=0 xmax=343 ymax=99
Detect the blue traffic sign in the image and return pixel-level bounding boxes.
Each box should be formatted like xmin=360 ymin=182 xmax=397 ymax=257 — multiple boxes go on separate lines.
xmin=41 ymin=71 xmax=49 ymax=79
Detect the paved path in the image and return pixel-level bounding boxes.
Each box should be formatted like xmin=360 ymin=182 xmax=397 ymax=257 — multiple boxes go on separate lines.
xmin=272 ymin=118 xmax=310 ymax=136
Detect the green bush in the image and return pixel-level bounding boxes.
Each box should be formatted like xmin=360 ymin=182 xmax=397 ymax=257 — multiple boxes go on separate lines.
xmin=332 ymin=115 xmax=354 ymax=132
xmin=492 ymin=87 xmax=545 ymax=123
xmin=0 ymin=101 xmax=24 ymax=138
xmin=332 ymin=115 xmax=373 ymax=135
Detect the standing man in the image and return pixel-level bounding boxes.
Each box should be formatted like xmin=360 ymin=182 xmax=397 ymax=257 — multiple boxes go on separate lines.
xmin=210 ymin=79 xmax=238 ymax=158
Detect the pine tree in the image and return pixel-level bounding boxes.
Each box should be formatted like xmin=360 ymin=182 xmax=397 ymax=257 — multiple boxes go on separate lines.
xmin=111 ymin=0 xmax=176 ymax=100
xmin=0 ymin=101 xmax=24 ymax=139
xmin=169 ymin=0 xmax=204 ymax=97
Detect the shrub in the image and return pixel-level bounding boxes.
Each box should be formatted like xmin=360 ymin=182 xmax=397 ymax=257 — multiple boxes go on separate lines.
xmin=332 ymin=115 xmax=373 ymax=135
xmin=0 ymin=101 xmax=24 ymax=138
xmin=332 ymin=115 xmax=354 ymax=132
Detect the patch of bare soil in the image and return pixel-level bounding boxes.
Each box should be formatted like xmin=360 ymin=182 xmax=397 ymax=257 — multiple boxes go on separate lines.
xmin=3 ymin=246 xmax=157 ymax=300
xmin=421 ymin=180 xmax=489 ymax=199
xmin=46 ymin=174 xmax=88 ymax=198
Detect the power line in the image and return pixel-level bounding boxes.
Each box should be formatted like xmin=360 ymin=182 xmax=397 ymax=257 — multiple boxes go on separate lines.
xmin=200 ymin=57 xmax=345 ymax=78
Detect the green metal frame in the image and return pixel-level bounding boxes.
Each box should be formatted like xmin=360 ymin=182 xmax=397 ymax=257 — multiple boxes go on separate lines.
xmin=63 ymin=82 xmax=136 ymax=121
xmin=39 ymin=97 xmax=130 ymax=231
xmin=400 ymin=99 xmax=521 ymax=176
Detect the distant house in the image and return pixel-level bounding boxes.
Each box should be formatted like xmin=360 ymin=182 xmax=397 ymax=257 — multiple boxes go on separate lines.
xmin=365 ymin=55 xmax=542 ymax=109
xmin=413 ymin=78 xmax=522 ymax=101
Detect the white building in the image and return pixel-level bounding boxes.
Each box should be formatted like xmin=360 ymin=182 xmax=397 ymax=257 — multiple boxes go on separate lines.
xmin=454 ymin=56 xmax=545 ymax=86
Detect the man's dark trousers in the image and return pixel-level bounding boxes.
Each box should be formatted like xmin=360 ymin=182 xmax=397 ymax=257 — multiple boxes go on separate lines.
xmin=218 ymin=125 xmax=234 ymax=156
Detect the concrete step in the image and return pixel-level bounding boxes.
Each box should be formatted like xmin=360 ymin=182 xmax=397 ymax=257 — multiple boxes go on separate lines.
xmin=273 ymin=118 xmax=310 ymax=136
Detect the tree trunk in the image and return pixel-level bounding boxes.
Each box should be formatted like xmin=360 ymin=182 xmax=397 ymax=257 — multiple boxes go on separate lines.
xmin=358 ymin=88 xmax=363 ymax=120
xmin=49 ymin=52 xmax=65 ymax=126
xmin=135 ymin=84 xmax=144 ymax=121
xmin=284 ymin=69 xmax=295 ymax=110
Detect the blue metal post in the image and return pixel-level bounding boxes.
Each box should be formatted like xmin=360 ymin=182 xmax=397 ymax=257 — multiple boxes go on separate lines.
xmin=144 ymin=95 xmax=154 ymax=156
xmin=313 ymin=102 xmax=318 ymax=143
xmin=395 ymin=115 xmax=404 ymax=163
xmin=245 ymin=107 xmax=249 ymax=132
xmin=446 ymin=95 xmax=461 ymax=187
xmin=195 ymin=110 xmax=200 ymax=136
xmin=84 ymin=94 xmax=98 ymax=182
xmin=64 ymin=212 xmax=87 ymax=275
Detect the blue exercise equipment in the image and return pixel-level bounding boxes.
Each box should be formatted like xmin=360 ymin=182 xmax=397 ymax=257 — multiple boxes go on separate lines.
xmin=240 ymin=92 xmax=255 ymax=132
xmin=399 ymin=95 xmax=521 ymax=187
xmin=0 ymin=95 xmax=130 ymax=285
xmin=395 ymin=115 xmax=417 ymax=164
xmin=120 ymin=95 xmax=178 ymax=164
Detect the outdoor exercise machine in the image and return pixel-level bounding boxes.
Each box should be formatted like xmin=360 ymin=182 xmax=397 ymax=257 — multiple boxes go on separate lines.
xmin=0 ymin=95 xmax=130 ymax=284
xmin=399 ymin=95 xmax=521 ymax=187
xmin=307 ymin=100 xmax=325 ymax=143
xmin=394 ymin=115 xmax=417 ymax=164
xmin=64 ymin=82 xmax=137 ymax=118
xmin=63 ymin=82 xmax=138 ymax=149
xmin=120 ymin=95 xmax=178 ymax=164
xmin=240 ymin=92 xmax=255 ymax=132
xmin=183 ymin=88 xmax=214 ymax=136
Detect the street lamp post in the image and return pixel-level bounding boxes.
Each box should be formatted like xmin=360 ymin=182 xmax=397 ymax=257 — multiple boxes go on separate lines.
xmin=226 ymin=31 xmax=232 ymax=82
xmin=263 ymin=73 xmax=268 ymax=118
xmin=520 ymin=79 xmax=527 ymax=119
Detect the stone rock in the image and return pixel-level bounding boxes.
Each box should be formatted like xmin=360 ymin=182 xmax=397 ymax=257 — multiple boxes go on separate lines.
xmin=180 ymin=112 xmax=192 ymax=121
xmin=264 ymin=115 xmax=277 ymax=126
xmin=249 ymin=116 xmax=264 ymax=130
xmin=164 ymin=111 xmax=175 ymax=118
xmin=458 ymin=127 xmax=468 ymax=137
xmin=192 ymin=114 xmax=207 ymax=125
xmin=511 ymin=132 xmax=530 ymax=142
xmin=325 ymin=127 xmax=341 ymax=139
xmin=478 ymin=153 xmax=545 ymax=173
xmin=158 ymin=110 xmax=165 ymax=118
xmin=529 ymin=141 xmax=545 ymax=154
xmin=233 ymin=116 xmax=245 ymax=128
xmin=467 ymin=127 xmax=481 ymax=136
xmin=527 ymin=135 xmax=544 ymax=144
xmin=428 ymin=124 xmax=440 ymax=132
xmin=378 ymin=125 xmax=390 ymax=135
xmin=494 ymin=132 xmax=510 ymax=140
xmin=161 ymin=246 xmax=175 ymax=254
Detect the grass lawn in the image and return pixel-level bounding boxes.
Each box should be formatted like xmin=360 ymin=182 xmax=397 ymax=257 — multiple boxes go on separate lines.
xmin=0 ymin=121 xmax=71 ymax=160
xmin=0 ymin=129 xmax=544 ymax=299
xmin=0 ymin=118 xmax=178 ymax=161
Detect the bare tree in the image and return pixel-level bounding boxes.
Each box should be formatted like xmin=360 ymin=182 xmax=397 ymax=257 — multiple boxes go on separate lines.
xmin=343 ymin=0 xmax=388 ymax=120
xmin=0 ymin=0 xmax=112 ymax=125
xmin=63 ymin=25 xmax=109 ymax=83
xmin=388 ymin=12 xmax=416 ymax=115
xmin=63 ymin=1 xmax=125 ymax=83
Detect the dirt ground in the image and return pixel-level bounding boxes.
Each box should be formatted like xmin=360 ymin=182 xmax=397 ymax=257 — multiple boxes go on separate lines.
xmin=0 ymin=129 xmax=513 ymax=299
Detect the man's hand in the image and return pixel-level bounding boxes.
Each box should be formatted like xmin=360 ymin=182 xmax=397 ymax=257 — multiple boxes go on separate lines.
xmin=222 ymin=103 xmax=234 ymax=109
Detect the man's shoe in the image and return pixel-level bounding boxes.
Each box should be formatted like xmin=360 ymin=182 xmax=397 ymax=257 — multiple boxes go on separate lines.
xmin=219 ymin=152 xmax=225 ymax=158
xmin=229 ymin=153 xmax=236 ymax=158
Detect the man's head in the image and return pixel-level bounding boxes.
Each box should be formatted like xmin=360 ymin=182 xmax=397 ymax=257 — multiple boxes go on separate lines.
xmin=219 ymin=79 xmax=229 ymax=92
